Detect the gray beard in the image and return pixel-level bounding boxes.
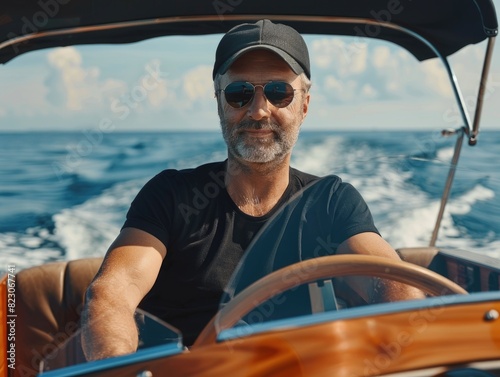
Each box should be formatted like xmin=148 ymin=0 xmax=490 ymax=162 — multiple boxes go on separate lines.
xmin=220 ymin=119 xmax=299 ymax=163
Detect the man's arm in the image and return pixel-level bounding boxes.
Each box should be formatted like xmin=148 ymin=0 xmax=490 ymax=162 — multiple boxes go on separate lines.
xmin=337 ymin=232 xmax=425 ymax=303
xmin=81 ymin=227 xmax=166 ymax=361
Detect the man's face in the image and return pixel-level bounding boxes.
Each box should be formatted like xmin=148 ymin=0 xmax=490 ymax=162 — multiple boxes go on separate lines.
xmin=217 ymin=50 xmax=310 ymax=164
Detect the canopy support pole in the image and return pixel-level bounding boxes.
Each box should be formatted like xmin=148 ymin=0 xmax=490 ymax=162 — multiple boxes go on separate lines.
xmin=430 ymin=36 xmax=496 ymax=245
xmin=470 ymin=37 xmax=496 ymax=145
xmin=429 ymin=128 xmax=465 ymax=247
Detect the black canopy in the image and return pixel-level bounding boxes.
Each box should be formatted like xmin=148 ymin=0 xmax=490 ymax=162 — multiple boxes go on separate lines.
xmin=0 ymin=0 xmax=497 ymax=64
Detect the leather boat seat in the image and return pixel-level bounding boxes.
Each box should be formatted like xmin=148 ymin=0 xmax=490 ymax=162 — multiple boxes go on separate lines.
xmin=396 ymin=246 xmax=439 ymax=268
xmin=12 ymin=257 xmax=102 ymax=377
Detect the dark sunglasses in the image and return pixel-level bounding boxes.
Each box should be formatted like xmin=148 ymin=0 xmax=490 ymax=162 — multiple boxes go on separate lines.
xmin=218 ymin=81 xmax=305 ymax=109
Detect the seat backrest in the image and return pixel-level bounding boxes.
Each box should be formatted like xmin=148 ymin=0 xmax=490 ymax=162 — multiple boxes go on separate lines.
xmin=396 ymin=247 xmax=439 ymax=268
xmin=12 ymin=258 xmax=102 ymax=377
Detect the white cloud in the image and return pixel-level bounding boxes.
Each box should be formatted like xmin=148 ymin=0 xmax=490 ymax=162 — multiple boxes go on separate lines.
xmin=46 ymin=47 xmax=127 ymax=111
xmin=147 ymin=84 xmax=170 ymax=108
xmin=312 ymin=38 xmax=368 ymax=75
xmin=361 ymin=84 xmax=378 ymax=99
xmin=421 ymin=59 xmax=453 ymax=97
xmin=146 ymin=66 xmax=171 ymax=108
xmin=324 ymin=75 xmax=343 ymax=92
xmin=324 ymin=75 xmax=360 ymax=102
xmin=448 ymin=44 xmax=500 ymax=116
xmin=116 ymin=63 xmax=214 ymax=114
xmin=372 ymin=46 xmax=392 ymax=69
xmin=97 ymin=62 xmax=216 ymax=129
xmin=182 ymin=65 xmax=214 ymax=103
xmin=125 ymin=59 xmax=174 ymax=110
xmin=311 ymin=38 xmax=453 ymax=103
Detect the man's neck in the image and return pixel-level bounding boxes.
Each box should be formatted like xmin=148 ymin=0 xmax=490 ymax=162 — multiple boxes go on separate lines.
xmin=225 ymin=155 xmax=291 ymax=217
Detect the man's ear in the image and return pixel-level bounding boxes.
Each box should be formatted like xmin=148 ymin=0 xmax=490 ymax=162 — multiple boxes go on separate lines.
xmin=302 ymin=92 xmax=311 ymax=121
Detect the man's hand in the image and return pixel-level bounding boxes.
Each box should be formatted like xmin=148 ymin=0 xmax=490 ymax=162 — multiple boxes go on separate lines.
xmin=81 ymin=228 xmax=166 ymax=360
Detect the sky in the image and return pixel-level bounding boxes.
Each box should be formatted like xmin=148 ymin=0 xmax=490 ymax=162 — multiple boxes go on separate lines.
xmin=0 ymin=3 xmax=499 ymax=132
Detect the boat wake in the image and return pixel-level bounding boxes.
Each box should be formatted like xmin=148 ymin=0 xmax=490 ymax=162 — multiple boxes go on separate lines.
xmin=1 ymin=131 xmax=498 ymax=275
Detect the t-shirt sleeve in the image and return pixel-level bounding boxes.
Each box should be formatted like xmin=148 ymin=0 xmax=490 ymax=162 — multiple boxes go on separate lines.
xmin=122 ymin=171 xmax=174 ymax=248
xmin=329 ymin=182 xmax=379 ymax=244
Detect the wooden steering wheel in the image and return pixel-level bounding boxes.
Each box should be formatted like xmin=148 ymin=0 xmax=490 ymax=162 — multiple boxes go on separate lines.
xmin=193 ymin=254 xmax=467 ymax=347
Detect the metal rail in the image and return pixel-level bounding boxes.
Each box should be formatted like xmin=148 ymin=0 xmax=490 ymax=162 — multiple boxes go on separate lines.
xmin=430 ymin=37 xmax=496 ymax=245
xmin=470 ymin=36 xmax=496 ymax=145
xmin=429 ymin=128 xmax=465 ymax=247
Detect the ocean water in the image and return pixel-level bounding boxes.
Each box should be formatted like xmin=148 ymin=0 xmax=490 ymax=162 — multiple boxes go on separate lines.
xmin=1 ymin=130 xmax=499 ymax=274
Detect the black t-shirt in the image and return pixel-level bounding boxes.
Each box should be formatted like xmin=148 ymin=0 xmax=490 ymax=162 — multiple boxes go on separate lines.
xmin=123 ymin=161 xmax=378 ymax=345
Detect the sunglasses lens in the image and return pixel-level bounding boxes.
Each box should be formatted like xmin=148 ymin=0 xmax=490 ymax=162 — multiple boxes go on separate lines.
xmin=224 ymin=82 xmax=255 ymax=108
xmin=222 ymin=81 xmax=296 ymax=108
xmin=264 ymin=81 xmax=295 ymax=108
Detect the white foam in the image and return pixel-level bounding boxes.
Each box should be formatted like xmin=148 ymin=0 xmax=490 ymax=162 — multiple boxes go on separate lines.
xmin=53 ymin=179 xmax=144 ymax=260
xmin=380 ymin=201 xmax=441 ymax=248
xmin=294 ymin=136 xmax=428 ymax=246
xmin=378 ymin=183 xmax=499 ymax=258
xmin=436 ymin=146 xmax=454 ymax=162
xmin=294 ymin=137 xmax=499 ymax=258
xmin=73 ymin=159 xmax=112 ymax=181
xmin=292 ymin=136 xmax=344 ymax=176
xmin=3 ymin=133 xmax=498 ymax=274
xmin=447 ymin=184 xmax=495 ymax=215
xmin=0 ymin=234 xmax=63 ymax=274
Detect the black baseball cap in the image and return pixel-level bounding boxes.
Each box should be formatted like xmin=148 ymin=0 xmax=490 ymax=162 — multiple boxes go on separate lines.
xmin=213 ymin=19 xmax=311 ymax=80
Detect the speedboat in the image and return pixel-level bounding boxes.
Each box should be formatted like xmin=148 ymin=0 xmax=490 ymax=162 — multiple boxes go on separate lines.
xmin=1 ymin=1 xmax=499 ymax=376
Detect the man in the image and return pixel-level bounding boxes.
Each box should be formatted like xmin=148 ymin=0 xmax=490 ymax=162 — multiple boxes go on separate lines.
xmin=82 ymin=19 xmax=422 ymax=360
